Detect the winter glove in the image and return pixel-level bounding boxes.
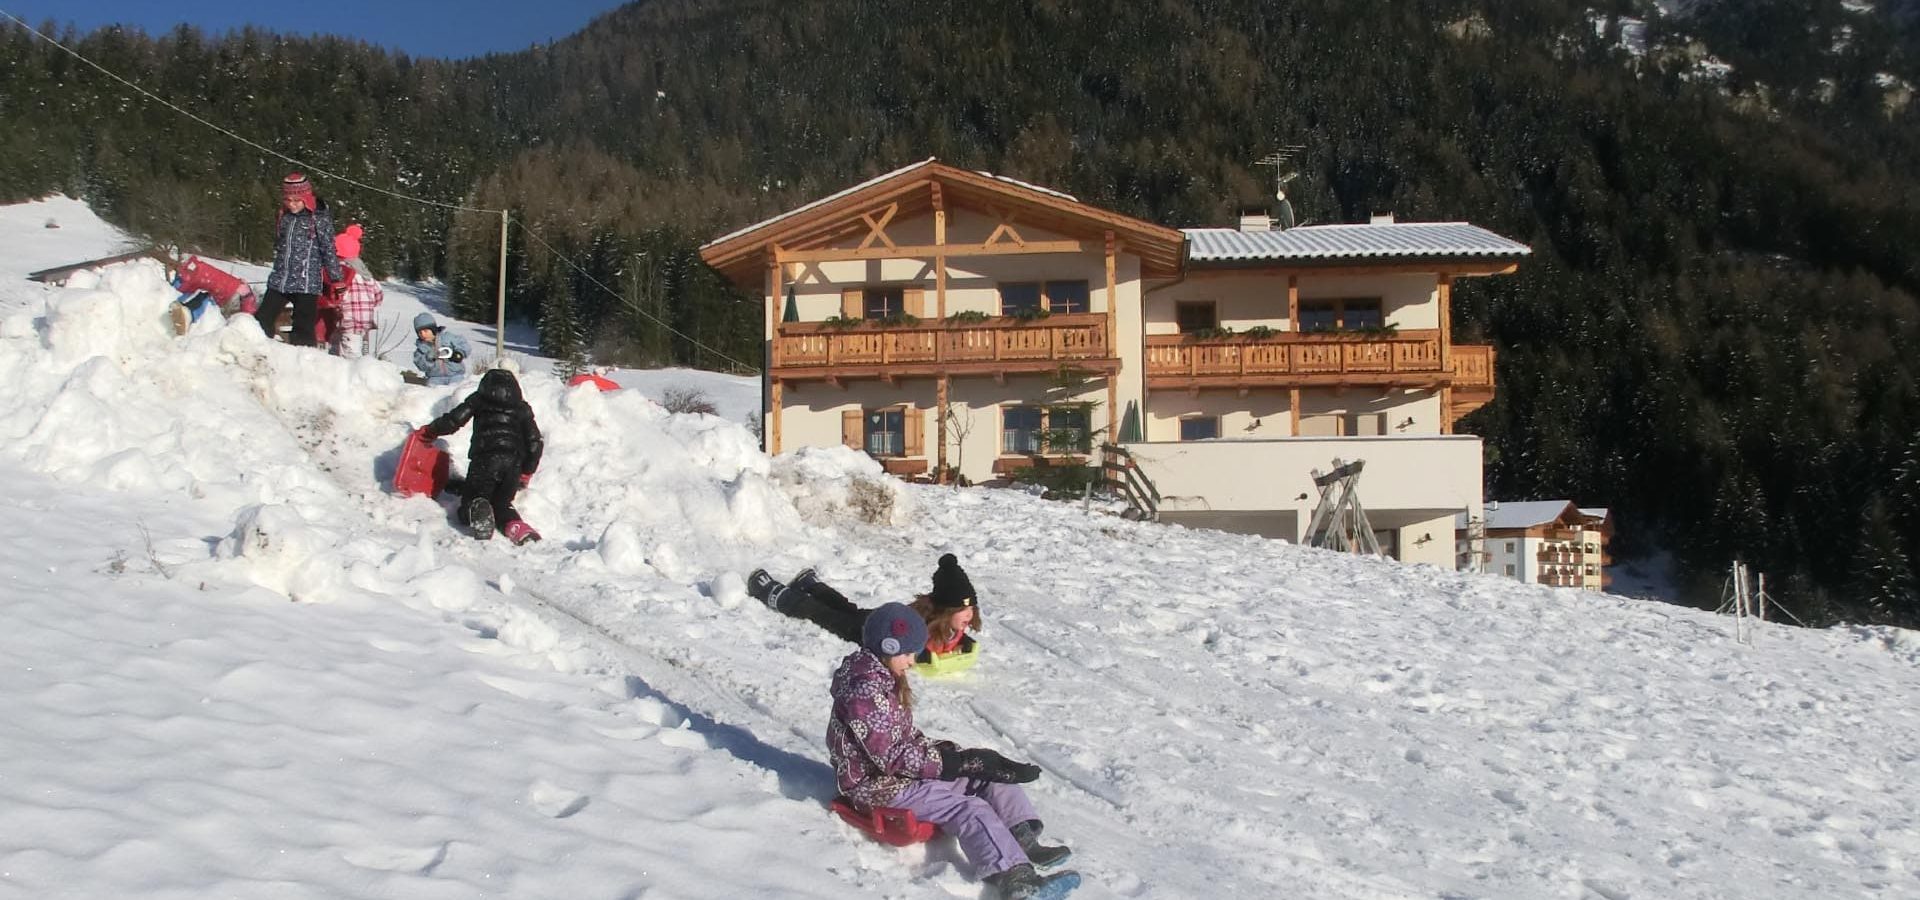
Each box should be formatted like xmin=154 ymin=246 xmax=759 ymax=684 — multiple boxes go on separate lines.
xmin=412 ymin=426 xmax=435 ymax=443
xmin=436 ymin=345 xmax=454 ymax=360
xmin=518 ymin=472 xmax=532 ymax=488
xmin=938 ymin=747 xmax=1041 ymax=784
xmin=449 ymin=349 xmax=465 ymax=363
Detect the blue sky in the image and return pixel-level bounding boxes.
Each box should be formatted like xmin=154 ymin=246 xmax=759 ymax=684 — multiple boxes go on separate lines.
xmin=4 ymin=0 xmax=629 ymax=59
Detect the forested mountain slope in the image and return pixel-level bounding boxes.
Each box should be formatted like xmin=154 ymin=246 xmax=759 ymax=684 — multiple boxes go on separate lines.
xmin=2 ymin=0 xmax=1915 ymax=622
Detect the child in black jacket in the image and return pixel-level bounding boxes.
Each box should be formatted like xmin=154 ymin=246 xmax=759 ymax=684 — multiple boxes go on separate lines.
xmin=417 ymin=369 xmax=544 ymax=543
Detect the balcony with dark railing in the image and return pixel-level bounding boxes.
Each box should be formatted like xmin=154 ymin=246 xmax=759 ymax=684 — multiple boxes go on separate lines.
xmin=772 ymin=313 xmax=1117 ymax=381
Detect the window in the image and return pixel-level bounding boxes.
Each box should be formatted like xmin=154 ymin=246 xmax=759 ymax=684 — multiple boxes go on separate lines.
xmin=1297 ymin=298 xmax=1384 ymax=332
xmin=1505 ymin=565 xmax=1516 ymax=576
xmin=1050 ymin=406 xmax=1090 ymax=452
xmin=1175 ymin=302 xmax=1217 ymax=334
xmin=863 ymin=287 xmax=903 ymax=320
xmin=1298 ymin=302 xmax=1339 ymax=333
xmin=1044 ymin=280 xmax=1090 ymax=314
xmin=1505 ymin=541 xmax=1515 ymax=553
xmin=999 ymin=283 xmax=1042 ymax=316
xmin=1002 ymin=406 xmax=1044 ymax=454
xmin=865 ymin=408 xmax=905 ymax=457
xmin=1003 ymin=406 xmax=1090 ymax=455
xmin=1179 ymin=416 xmax=1220 ymax=441
xmin=999 ymin=281 xmax=1090 ymax=316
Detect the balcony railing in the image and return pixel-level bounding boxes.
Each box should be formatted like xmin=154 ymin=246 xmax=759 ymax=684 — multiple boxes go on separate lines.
xmin=775 ymin=313 xmax=1112 ymax=372
xmin=1143 ymin=330 xmax=1497 ymax=388
xmin=1451 ymin=344 xmax=1495 ymax=390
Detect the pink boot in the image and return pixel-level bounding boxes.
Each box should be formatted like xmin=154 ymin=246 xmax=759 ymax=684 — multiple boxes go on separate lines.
xmin=503 ymin=519 xmax=541 ymax=546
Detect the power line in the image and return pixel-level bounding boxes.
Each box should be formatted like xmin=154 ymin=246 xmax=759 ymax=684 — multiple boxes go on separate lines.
xmin=0 ymin=8 xmax=500 ymax=215
xmin=515 ymin=225 xmax=756 ymax=373
xmin=4 ymin=7 xmax=759 ymax=375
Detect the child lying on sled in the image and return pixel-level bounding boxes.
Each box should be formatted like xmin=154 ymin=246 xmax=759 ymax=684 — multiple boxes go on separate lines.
xmin=747 ymin=554 xmax=981 ymax=671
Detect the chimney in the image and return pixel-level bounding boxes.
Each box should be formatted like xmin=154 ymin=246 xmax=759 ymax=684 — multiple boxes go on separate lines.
xmin=1238 ymin=209 xmax=1273 ymax=232
xmin=1369 ymin=213 xmax=1396 ymax=225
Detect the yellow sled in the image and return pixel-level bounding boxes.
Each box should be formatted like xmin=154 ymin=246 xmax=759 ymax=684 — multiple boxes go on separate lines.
xmin=913 ymin=644 xmax=981 ymax=677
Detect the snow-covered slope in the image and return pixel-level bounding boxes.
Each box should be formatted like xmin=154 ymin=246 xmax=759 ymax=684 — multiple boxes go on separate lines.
xmin=3 ymin=200 xmax=1919 ymax=899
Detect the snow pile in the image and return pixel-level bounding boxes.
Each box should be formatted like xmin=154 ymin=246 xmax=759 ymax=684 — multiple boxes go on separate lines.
xmin=3 ymin=198 xmax=1920 ymax=899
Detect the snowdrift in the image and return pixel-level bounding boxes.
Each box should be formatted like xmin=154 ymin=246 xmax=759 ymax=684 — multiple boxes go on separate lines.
xmin=2 ymin=249 xmax=1919 ymax=898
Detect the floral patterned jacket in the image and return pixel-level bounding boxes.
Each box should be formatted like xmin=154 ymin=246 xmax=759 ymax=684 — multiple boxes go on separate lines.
xmin=827 ymin=649 xmax=944 ymax=808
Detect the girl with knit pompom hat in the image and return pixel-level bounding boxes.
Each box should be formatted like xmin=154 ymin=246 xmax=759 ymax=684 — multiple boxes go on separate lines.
xmin=254 ymin=172 xmax=344 ymax=347
xmin=743 ymin=554 xmax=982 ymax=665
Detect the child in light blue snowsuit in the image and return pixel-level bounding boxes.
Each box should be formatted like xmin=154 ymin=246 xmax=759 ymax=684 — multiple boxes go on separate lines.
xmin=412 ymin=313 xmax=471 ymax=386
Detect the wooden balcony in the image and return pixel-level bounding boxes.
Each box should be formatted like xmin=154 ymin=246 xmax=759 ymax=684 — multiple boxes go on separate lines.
xmin=773 ymin=313 xmax=1117 ymax=382
xmin=1143 ymin=330 xmax=1499 ymax=393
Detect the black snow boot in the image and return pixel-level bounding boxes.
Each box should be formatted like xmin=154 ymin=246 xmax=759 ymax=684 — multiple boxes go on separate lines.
xmin=467 ymin=498 xmax=496 ymax=541
xmin=986 ymin=863 xmax=1080 ymax=900
xmin=746 ymin=569 xmax=778 ymax=602
xmin=746 ymin=569 xmax=794 ymax=611
xmin=1010 ymin=820 xmax=1071 ymax=870
xmin=790 ymin=566 xmax=820 ymax=594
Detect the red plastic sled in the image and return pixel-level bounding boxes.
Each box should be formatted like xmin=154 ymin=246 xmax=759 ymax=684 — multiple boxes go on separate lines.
xmin=392 ymin=435 xmax=451 ymax=499
xmin=830 ymin=797 xmax=936 ymax=846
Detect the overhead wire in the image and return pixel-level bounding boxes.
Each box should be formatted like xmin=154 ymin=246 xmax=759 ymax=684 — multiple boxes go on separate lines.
xmin=1 ymin=6 xmax=759 ymax=373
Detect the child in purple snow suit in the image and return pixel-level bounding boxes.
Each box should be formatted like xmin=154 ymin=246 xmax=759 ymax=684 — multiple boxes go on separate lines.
xmin=827 ymin=603 xmax=1077 ymax=900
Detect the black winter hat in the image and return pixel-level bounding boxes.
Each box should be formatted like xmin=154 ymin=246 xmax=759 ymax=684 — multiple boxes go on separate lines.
xmin=929 ymin=553 xmax=977 ymax=611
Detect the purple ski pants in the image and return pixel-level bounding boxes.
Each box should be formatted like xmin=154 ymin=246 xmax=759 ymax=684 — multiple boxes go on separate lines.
xmin=888 ymin=778 xmax=1038 ymax=876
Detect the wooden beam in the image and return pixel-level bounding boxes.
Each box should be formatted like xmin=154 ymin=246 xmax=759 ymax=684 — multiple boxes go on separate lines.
xmin=1290 ymin=388 xmax=1302 ymax=436
xmin=1438 ymin=274 xmax=1454 ymax=375
xmin=984 ymin=208 xmax=1027 ymax=247
xmin=935 ymin=196 xmax=948 ymax=320
xmin=1106 ymin=375 xmax=1118 ymax=446
xmin=1104 ymin=231 xmax=1118 ymax=363
xmin=771 ymin=379 xmax=784 ymax=454
xmin=857 ymin=203 xmax=899 ymax=250
xmin=1442 ymin=385 xmax=1455 ymax=434
xmin=936 ymin=375 xmax=950 ymax=482
xmin=1287 ymin=275 xmax=1299 ymax=332
xmin=776 ymin=240 xmax=1090 ymax=264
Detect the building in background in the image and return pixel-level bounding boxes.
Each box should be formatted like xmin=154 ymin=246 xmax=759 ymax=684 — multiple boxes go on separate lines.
xmin=700 ymin=160 xmax=1530 ymax=570
xmin=1459 ymin=500 xmax=1613 ymax=589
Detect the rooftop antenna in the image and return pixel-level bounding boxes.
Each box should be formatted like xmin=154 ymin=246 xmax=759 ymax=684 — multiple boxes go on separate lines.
xmin=1255 ymin=146 xmax=1305 ymax=230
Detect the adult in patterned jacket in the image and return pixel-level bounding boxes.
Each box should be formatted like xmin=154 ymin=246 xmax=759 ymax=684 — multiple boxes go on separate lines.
xmin=254 ymin=172 xmax=344 ymax=347
xmin=746 ymin=554 xmax=982 ymax=664
xmin=827 ymin=603 xmax=1077 ymax=899
xmin=416 ymin=369 xmax=543 ymax=544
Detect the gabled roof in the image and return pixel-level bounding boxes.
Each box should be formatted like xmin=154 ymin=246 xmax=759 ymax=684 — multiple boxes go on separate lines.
xmin=1482 ymin=500 xmax=1580 ymax=531
xmin=1184 ymin=222 xmax=1530 ymax=267
xmin=699 ymin=160 xmax=1186 ymax=288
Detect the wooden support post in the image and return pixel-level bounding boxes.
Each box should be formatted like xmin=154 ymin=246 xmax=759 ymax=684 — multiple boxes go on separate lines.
xmin=1287 ymin=275 xmax=1300 ymax=332
xmin=1438 ymin=274 xmax=1453 ymax=372
xmin=771 ymin=379 xmax=784 ymax=453
xmin=1290 ymin=388 xmax=1302 ymax=436
xmin=1107 ymin=375 xmax=1118 ymax=446
xmin=934 ymin=185 xmax=948 ymax=319
xmin=1104 ymin=231 xmax=1118 ymax=355
xmin=1441 ymin=385 xmax=1454 ymax=435
xmin=936 ymin=375 xmax=950 ymax=482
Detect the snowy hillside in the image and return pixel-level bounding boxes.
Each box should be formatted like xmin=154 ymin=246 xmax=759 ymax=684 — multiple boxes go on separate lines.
xmin=3 ymin=199 xmax=1919 ymax=899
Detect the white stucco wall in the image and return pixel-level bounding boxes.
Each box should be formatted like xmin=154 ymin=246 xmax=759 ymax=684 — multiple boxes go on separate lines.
xmin=1122 ymin=435 xmax=1484 ymax=569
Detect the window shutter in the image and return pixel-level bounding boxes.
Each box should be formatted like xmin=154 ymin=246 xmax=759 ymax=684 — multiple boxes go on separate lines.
xmin=904 ymin=287 xmax=926 ymax=318
xmin=841 ymin=288 xmax=863 ymax=318
xmin=842 ymin=409 xmax=863 ymax=450
xmin=905 ymin=406 xmax=925 ymax=457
